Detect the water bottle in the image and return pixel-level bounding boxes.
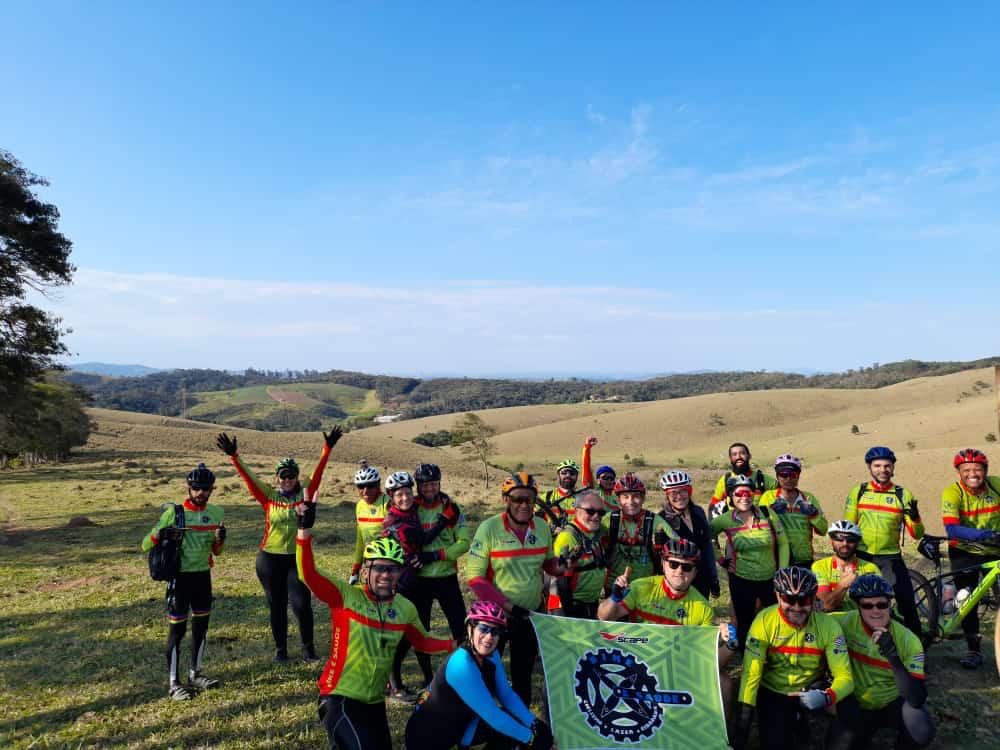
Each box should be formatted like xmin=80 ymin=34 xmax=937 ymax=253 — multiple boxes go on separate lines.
xmin=955 ymin=587 xmax=971 ymax=609
xmin=941 ymin=582 xmax=957 ymax=614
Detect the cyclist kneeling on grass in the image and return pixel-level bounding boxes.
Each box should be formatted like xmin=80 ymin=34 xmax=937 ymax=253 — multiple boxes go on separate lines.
xmin=826 ymin=574 xmax=934 ymax=750
xmin=404 ymin=601 xmax=554 ymax=750
xmin=941 ymin=448 xmax=1000 ymax=669
xmin=813 ymin=520 xmax=881 ymax=613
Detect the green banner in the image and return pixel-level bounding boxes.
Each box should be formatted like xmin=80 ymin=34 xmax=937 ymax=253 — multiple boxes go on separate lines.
xmin=531 ymin=614 xmax=728 ymax=749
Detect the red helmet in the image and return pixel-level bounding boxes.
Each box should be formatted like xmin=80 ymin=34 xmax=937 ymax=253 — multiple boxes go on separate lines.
xmin=953 ymin=448 xmax=988 ymax=469
xmin=465 ymin=600 xmax=508 ymax=629
xmin=613 ymin=472 xmax=646 ymax=495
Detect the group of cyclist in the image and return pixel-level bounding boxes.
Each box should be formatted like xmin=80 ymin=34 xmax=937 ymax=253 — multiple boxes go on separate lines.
xmin=142 ymin=429 xmax=1000 ymax=749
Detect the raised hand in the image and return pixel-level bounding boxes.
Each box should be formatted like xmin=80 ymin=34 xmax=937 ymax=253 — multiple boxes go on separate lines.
xmin=216 ymin=433 xmax=237 ymax=456
xmin=323 ymin=425 xmax=343 ymax=449
xmin=585 ymin=435 xmax=598 ymax=447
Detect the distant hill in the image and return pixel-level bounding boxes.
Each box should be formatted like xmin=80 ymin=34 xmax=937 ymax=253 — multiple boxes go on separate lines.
xmin=68 ymin=362 xmax=166 ymax=377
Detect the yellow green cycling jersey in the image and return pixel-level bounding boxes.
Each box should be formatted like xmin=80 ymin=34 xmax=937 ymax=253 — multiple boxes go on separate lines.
xmin=941 ymin=477 xmax=1000 ymax=552
xmin=296 ymin=535 xmax=454 ymax=703
xmin=351 ymin=494 xmax=390 ymax=572
xmin=141 ymin=500 xmax=224 ymax=573
xmin=601 ymin=509 xmax=676 ymax=580
xmin=739 ymin=605 xmax=853 ymax=706
xmin=622 ymin=576 xmax=715 ymax=626
xmin=415 ymin=494 xmax=471 ymax=578
xmin=710 ymin=507 xmax=790 ymax=581
xmin=553 ymin=520 xmax=607 ymax=604
xmin=831 ymin=610 xmax=925 ymax=710
xmin=811 ymin=555 xmax=881 ymax=612
xmin=758 ymin=489 xmax=828 ymax=563
xmin=467 ymin=514 xmax=554 ymax=610
xmin=844 ymin=481 xmax=923 ymax=556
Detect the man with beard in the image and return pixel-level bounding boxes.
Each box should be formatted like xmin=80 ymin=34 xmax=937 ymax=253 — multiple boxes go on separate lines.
xmin=535 ymin=458 xmax=581 ymax=530
xmin=709 ymin=442 xmax=778 ymax=519
xmin=812 ymin=520 xmax=880 ymax=613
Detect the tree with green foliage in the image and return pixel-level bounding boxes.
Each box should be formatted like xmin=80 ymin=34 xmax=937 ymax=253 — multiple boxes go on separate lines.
xmin=451 ymin=413 xmax=497 ymax=488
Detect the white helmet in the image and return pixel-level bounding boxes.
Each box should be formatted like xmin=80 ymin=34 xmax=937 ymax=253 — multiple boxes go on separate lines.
xmin=659 ymin=470 xmax=692 ymax=490
xmin=828 ymin=519 xmax=862 ymax=539
xmin=774 ymin=454 xmax=802 ymax=471
xmin=385 ymin=471 xmax=415 ymax=492
xmin=354 ymin=465 xmax=381 ymax=487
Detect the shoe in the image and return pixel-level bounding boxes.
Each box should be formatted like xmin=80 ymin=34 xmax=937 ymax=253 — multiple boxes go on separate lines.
xmin=302 ymin=645 xmax=320 ymax=663
xmin=169 ymin=682 xmax=195 ymax=701
xmin=960 ymin=650 xmax=983 ymax=669
xmin=274 ymin=649 xmax=290 ymax=664
xmin=188 ymin=672 xmax=220 ymax=690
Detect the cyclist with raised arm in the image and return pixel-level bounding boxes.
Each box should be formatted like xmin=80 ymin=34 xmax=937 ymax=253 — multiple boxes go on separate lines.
xmin=467 ymin=472 xmax=567 ymax=704
xmin=140 ymin=464 xmax=226 ymax=700
xmin=602 ymin=472 xmax=676 ymax=584
xmin=349 ymin=461 xmax=390 ymax=585
xmin=845 ymin=446 xmax=924 ymax=637
xmin=813 ymin=520 xmax=880 ymax=613
xmin=658 ymin=469 xmax=719 ymax=599
xmin=940 ymin=448 xmax=1000 ymax=669
xmin=581 ymin=435 xmax=618 ymax=510
xmin=759 ymin=454 xmax=828 ymax=567
xmin=295 ymin=502 xmax=454 ymax=750
xmin=549 ymin=489 xmax=609 ymax=618
xmin=732 ymin=567 xmax=854 ymax=750
xmin=826 ymin=575 xmax=934 ymax=750
xmin=535 ymin=458 xmax=580 ymax=530
xmin=217 ymin=428 xmax=339 ymax=663
xmin=405 ymin=601 xmax=554 ymax=750
xmin=710 ymin=475 xmax=790 ymax=651
xmin=708 ymin=442 xmax=778 ymax=519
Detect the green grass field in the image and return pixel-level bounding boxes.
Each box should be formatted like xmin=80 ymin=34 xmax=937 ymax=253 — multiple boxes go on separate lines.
xmin=1 ymin=448 xmax=998 ymax=749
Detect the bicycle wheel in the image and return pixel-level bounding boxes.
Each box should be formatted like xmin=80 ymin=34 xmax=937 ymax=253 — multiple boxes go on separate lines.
xmin=908 ymin=568 xmax=940 ymax=641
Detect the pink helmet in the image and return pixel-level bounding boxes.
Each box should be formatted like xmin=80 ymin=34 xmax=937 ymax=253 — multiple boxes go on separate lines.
xmin=774 ymin=454 xmax=802 ymax=471
xmin=466 ymin=600 xmax=508 ymax=629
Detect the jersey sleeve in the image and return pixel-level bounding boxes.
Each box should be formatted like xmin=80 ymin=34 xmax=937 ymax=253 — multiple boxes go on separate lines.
xmin=652 ymin=513 xmax=678 ymax=540
xmin=405 ymin=615 xmax=455 ymax=654
xmin=807 ymin=493 xmax=828 ymax=534
xmin=941 ymin=483 xmax=962 ymax=526
xmin=491 ymin=651 xmax=538 ymax=730
xmin=351 ymin=521 xmax=365 ymax=573
xmin=231 ymin=454 xmax=276 ymax=506
xmin=772 ymin=514 xmax=790 ymax=568
xmin=441 ymin=512 xmax=471 ymax=561
xmin=844 ymin=485 xmax=860 ymax=524
xmin=710 ymin=475 xmax=728 ymax=505
xmin=553 ymin=530 xmax=578 ymax=558
xmin=444 ymin=650 xmax=533 ymax=744
xmin=900 ymin=631 xmax=926 ymax=680
xmin=305 ymin=442 xmax=332 ymax=497
xmin=823 ymin=618 xmax=854 ymax=703
xmin=295 ymin=535 xmax=347 ymax=607
xmin=694 ymin=601 xmax=715 ymax=627
xmin=620 ymin=578 xmax=646 ymax=614
xmin=581 ymin=440 xmax=595 ymax=488
xmin=737 ymin=613 xmax=769 ymax=705
xmin=812 ymin=559 xmax=831 ymax=592
xmin=901 ymin=488 xmax=924 ymax=540
xmin=141 ymin=506 xmax=177 ymax=551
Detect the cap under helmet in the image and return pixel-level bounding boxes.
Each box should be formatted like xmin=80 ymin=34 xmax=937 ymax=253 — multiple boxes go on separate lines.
xmin=595 ymin=465 xmax=616 ymax=479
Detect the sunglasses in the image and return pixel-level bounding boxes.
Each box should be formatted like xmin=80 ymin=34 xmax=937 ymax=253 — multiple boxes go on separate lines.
xmin=278 ymin=471 xmax=299 ymax=480
xmin=666 ymin=560 xmax=696 ymax=572
xmin=732 ymin=492 xmax=753 ymax=499
xmin=776 ymin=470 xmax=798 ymax=478
xmin=829 ymin=534 xmax=859 ymax=543
xmin=370 ymin=564 xmax=402 ymax=576
xmin=579 ymin=507 xmax=607 ymax=517
xmin=779 ymin=593 xmax=814 ymax=606
xmin=858 ymin=600 xmax=891 ymax=611
xmin=507 ymin=496 xmax=534 ymax=505
xmin=474 ymin=622 xmax=502 ymax=637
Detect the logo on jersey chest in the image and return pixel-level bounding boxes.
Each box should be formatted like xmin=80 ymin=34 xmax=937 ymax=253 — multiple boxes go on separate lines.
xmin=527 ymin=533 xmax=537 ymax=545
xmin=675 ymin=608 xmax=687 ymax=621
xmin=804 ymin=632 xmax=816 ymax=643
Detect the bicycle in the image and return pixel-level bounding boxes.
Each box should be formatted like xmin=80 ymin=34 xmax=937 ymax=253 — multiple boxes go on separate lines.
xmin=907 ymin=533 xmax=1000 ymax=674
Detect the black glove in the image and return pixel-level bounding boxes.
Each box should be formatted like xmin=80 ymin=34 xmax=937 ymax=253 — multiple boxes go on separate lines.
xmin=297 ymin=502 xmax=316 ymax=529
xmin=653 ymin=530 xmax=669 ymax=547
xmin=510 ymin=605 xmax=531 ymax=621
xmin=215 ymin=524 xmax=227 ymax=543
xmin=527 ymin=719 xmax=553 ymax=750
xmin=216 ymin=432 xmax=237 ymax=456
xmin=875 ymin=629 xmax=898 ymax=659
xmin=160 ymin=526 xmax=185 ymax=542
xmin=610 ymin=581 xmax=628 ymax=602
xmin=798 ymin=500 xmax=819 ymax=517
xmin=709 ymin=578 xmax=721 ymax=598
xmin=417 ymin=550 xmax=440 ymax=565
xmin=323 ymin=426 xmax=343 ymax=449
xmin=904 ymin=500 xmax=920 ymax=520
xmin=770 ymin=499 xmax=789 ymax=514
xmin=731 ymin=702 xmax=754 ymax=750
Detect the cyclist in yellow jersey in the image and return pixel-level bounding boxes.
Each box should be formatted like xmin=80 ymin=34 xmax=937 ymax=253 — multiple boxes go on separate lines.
xmin=827 ymin=575 xmax=934 ymax=750
xmin=708 ymin=442 xmax=778 ymax=519
xmin=601 ymin=473 xmax=676 ymax=583
xmin=581 ymin=435 xmax=618 ymax=510
xmin=812 ymin=520 xmax=880 ymax=613
xmin=350 ymin=462 xmax=390 ymax=585
xmin=733 ymin=567 xmax=854 ymax=750
xmin=941 ymin=448 xmax=1000 ymax=668
xmin=759 ymin=454 xmax=827 ymax=567
xmin=548 ymin=490 xmax=609 ymax=618
xmin=844 ymin=446 xmax=924 ymax=637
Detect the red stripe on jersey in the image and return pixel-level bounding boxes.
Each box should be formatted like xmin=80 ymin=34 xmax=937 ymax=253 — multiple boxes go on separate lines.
xmin=489 ymin=548 xmax=547 ymax=559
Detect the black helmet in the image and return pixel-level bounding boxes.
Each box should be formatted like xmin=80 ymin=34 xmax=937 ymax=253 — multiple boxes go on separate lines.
xmin=414 ymin=463 xmax=442 ymax=483
xmin=773 ymin=566 xmax=818 ymax=597
xmin=186 ymin=463 xmax=216 ymax=490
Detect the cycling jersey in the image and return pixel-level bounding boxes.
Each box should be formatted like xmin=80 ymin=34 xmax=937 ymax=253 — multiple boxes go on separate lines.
xmin=758 ymin=489 xmax=828 ymax=563
xmin=416 ymin=493 xmax=471 ymax=578
xmin=709 ymin=469 xmax=777 ymax=508
xmin=739 ymin=605 xmax=853 ymax=706
xmin=710 ymin=507 xmax=790 ymax=581
xmin=602 ymin=509 xmax=676 ymax=580
xmin=941 ymin=478 xmax=1000 ymax=552
xmin=621 ymin=576 xmax=715 ymax=626
xmin=811 ymin=555 xmax=881 ymax=612
xmin=536 ymin=487 xmax=575 ymax=529
xmin=352 ymin=494 xmax=390 ymax=573
xmin=405 ymin=645 xmax=535 ymax=748
xmin=467 ymin=514 xmax=554 ymax=610
xmin=581 ymin=442 xmax=619 ymax=510
xmin=845 ymin=482 xmax=923 ymax=556
xmin=831 ymin=610 xmax=925 ymax=711
xmin=230 ymin=445 xmax=331 ymax=554
xmin=553 ymin=519 xmax=607 ymax=604
xmin=142 ymin=500 xmax=224 ymax=572
xmin=295 ymin=535 xmax=453 ymax=703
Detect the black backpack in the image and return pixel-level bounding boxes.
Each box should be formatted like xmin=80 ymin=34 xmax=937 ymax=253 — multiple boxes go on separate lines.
xmin=605 ymin=510 xmax=661 ymax=575
xmin=148 ymin=504 xmax=185 ymax=581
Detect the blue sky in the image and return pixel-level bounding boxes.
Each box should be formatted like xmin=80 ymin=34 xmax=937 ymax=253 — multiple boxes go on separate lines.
xmin=5 ymin=3 xmax=999 ymax=375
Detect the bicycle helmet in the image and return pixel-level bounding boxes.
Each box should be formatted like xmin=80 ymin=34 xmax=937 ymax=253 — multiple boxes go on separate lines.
xmin=865 ymin=446 xmax=897 ymax=464
xmin=614 ymin=472 xmax=646 ymax=495
xmin=774 ymin=454 xmax=802 ymax=471
xmin=556 ymin=458 xmax=580 ymax=474
xmin=659 ymin=469 xmax=692 ymax=491
xmin=363 ymin=538 xmax=405 ymax=565
xmin=827 ymin=519 xmax=862 ymax=540
xmin=465 ymin=600 xmax=508 ymax=629
xmin=849 ymin=574 xmax=894 ymax=602
xmin=414 ymin=463 xmax=442 ymax=483
xmin=354 ymin=464 xmax=381 ymax=487
xmin=953 ymin=448 xmax=988 ymax=469
xmin=186 ymin=463 xmax=216 ymax=490
xmin=726 ymin=475 xmax=755 ymax=496
xmin=501 ymin=472 xmax=538 ymax=496
xmin=385 ymin=471 xmax=415 ymax=492
xmin=773 ymin=566 xmax=819 ymax=597
xmin=275 ymin=457 xmax=300 ymax=478
xmin=662 ymin=537 xmax=701 ymax=562
xmin=595 ymin=465 xmax=616 ymax=480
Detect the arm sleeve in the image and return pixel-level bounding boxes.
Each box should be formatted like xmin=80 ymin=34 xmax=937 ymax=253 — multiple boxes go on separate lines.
xmin=305 ymin=443 xmax=332 ymax=497
xmin=945 ymin=523 xmax=994 ymax=542
xmin=295 ymin=535 xmax=346 ymax=607
xmin=141 ymin=507 xmax=176 ymax=551
xmin=888 ymin=652 xmax=927 ymax=706
xmin=231 ymin=454 xmax=275 ymax=507
xmin=492 ymin=651 xmax=538 ymax=728
xmin=582 ymin=441 xmax=595 ymax=488
xmin=443 ymin=651 xmax=533 ymax=744
xmin=824 ymin=621 xmax=854 ymax=703
xmin=737 ymin=615 xmax=768 ymax=705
